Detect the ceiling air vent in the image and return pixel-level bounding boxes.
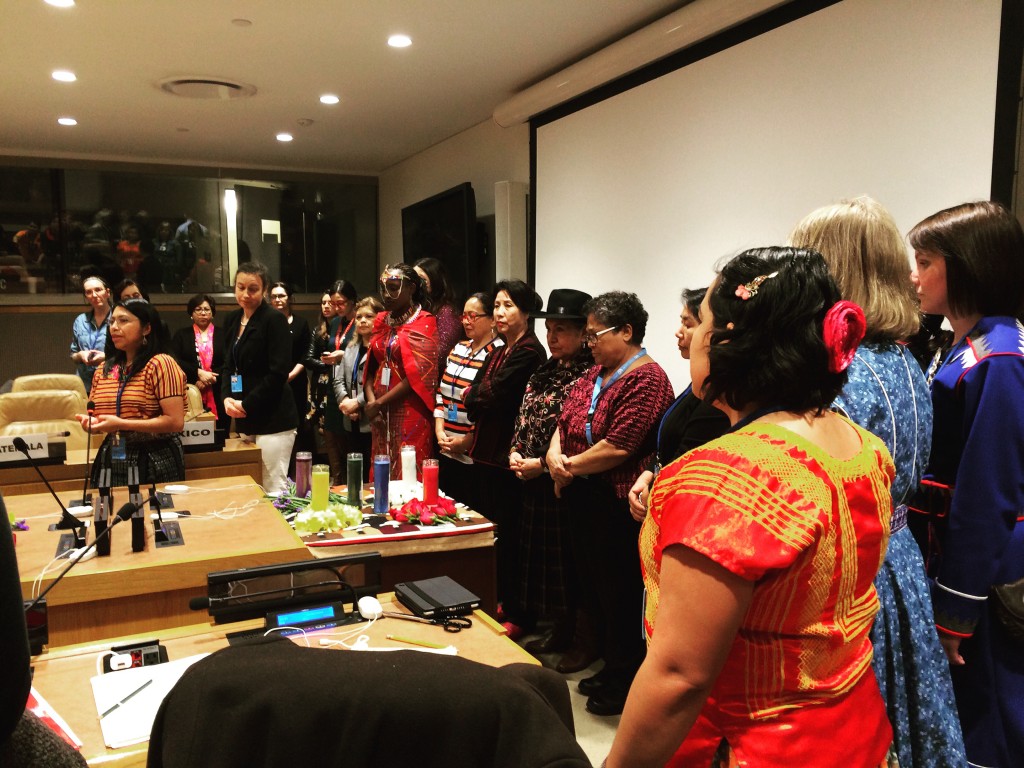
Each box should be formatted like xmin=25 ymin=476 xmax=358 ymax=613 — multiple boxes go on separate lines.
xmin=159 ymin=77 xmax=256 ymax=100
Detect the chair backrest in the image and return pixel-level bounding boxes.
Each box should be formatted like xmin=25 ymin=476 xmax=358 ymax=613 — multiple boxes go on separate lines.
xmin=148 ymin=641 xmax=590 ymax=768
xmin=0 ymin=390 xmax=88 ymax=450
xmin=12 ymin=374 xmax=88 ymax=400
xmin=184 ymin=384 xmax=205 ymax=422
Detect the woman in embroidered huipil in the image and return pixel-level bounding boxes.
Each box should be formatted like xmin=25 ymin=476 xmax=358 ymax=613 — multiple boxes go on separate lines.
xmin=363 ymin=264 xmax=438 ymax=477
xmin=508 ymin=288 xmax=593 ymax=659
xmin=549 ymin=291 xmax=674 ymax=716
xmin=606 ymin=248 xmax=894 ymax=767
xmin=790 ymin=196 xmax=964 ymax=768
xmin=909 ymin=201 xmax=1024 ymax=768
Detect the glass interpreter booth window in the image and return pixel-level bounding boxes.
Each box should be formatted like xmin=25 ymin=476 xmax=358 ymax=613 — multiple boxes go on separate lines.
xmin=0 ymin=164 xmax=377 ymax=298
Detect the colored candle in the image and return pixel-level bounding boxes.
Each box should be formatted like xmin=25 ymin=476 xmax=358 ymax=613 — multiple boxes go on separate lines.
xmin=346 ymin=453 xmax=363 ymax=506
xmin=373 ymin=455 xmax=391 ymax=515
xmin=400 ymin=444 xmax=417 ymax=481
xmin=311 ymin=464 xmax=330 ymax=511
xmin=294 ymin=451 xmax=313 ymax=499
xmin=422 ymin=459 xmax=439 ymax=504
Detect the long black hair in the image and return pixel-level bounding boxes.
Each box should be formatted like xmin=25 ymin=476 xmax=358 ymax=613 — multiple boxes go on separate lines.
xmin=103 ymin=299 xmax=172 ymax=380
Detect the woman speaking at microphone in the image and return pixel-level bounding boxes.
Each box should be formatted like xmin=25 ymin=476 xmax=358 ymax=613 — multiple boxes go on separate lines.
xmin=77 ymin=299 xmax=187 ymax=486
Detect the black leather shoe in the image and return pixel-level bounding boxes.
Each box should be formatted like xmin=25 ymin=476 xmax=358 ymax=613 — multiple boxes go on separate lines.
xmin=585 ymin=691 xmax=625 ymax=717
xmin=525 ymin=630 xmax=572 ymax=655
xmin=557 ymin=643 xmax=601 ymax=674
xmin=577 ymin=673 xmax=607 ymax=697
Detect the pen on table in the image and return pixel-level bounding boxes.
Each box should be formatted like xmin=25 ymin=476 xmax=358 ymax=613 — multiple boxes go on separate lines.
xmin=386 ymin=634 xmax=448 ymax=650
xmin=100 ymin=678 xmax=153 ymax=718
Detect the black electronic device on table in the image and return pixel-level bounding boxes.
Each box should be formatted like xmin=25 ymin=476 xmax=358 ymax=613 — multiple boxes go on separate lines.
xmin=394 ymin=575 xmax=480 ymax=619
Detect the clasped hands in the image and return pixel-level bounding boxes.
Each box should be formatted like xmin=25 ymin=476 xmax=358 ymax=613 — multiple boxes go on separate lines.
xmin=76 ymin=412 xmax=125 ymax=434
xmin=223 ymin=398 xmax=247 ymax=419
xmin=508 ymin=451 xmax=543 ymax=480
xmin=547 ymin=452 xmax=575 ymax=497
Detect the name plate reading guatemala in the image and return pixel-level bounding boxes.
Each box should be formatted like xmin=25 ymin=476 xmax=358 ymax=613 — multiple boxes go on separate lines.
xmin=0 ymin=434 xmax=49 ymax=463
xmin=179 ymin=423 xmax=215 ymax=446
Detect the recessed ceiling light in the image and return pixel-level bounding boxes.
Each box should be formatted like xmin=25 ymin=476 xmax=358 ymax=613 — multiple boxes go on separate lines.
xmin=52 ymin=70 xmax=77 ymax=82
xmin=319 ymin=94 xmax=340 ymax=105
xmin=57 ymin=117 xmax=77 ymax=126
xmin=45 ymin=0 xmax=75 ymax=7
xmin=388 ymin=34 xmax=412 ymax=48
xmin=276 ymin=133 xmax=293 ymax=142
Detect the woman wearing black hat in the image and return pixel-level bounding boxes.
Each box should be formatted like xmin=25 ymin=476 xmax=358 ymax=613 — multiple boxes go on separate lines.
xmin=509 ymin=288 xmax=594 ymax=665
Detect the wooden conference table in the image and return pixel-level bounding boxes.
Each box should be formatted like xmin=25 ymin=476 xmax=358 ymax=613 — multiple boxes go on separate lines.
xmin=0 ymin=438 xmax=263 ymax=496
xmin=12 ymin=474 xmax=498 ymax=645
xmin=29 ymin=596 xmax=534 ymax=768
xmin=11 ymin=476 xmax=308 ymax=646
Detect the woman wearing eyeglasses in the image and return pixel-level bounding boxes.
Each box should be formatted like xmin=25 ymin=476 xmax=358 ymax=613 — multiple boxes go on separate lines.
xmin=548 ymin=291 xmax=674 ymax=716
xmin=434 ymin=291 xmax=504 ymax=503
xmin=463 ymin=280 xmax=547 ymax=634
xmin=363 ymin=264 xmax=439 ymax=477
xmin=170 ymin=293 xmax=227 ymax=433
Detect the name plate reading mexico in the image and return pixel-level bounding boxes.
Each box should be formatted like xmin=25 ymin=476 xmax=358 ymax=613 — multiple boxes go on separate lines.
xmin=179 ymin=424 xmax=215 ymax=446
xmin=0 ymin=434 xmax=48 ymax=464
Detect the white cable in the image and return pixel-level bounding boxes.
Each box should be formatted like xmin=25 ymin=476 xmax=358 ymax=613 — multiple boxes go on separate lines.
xmin=263 ymin=626 xmax=310 ymax=647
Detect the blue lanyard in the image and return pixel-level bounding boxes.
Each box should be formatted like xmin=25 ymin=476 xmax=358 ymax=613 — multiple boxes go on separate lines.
xmin=585 ymin=348 xmax=646 ymax=445
xmin=115 ymin=365 xmax=132 ymax=418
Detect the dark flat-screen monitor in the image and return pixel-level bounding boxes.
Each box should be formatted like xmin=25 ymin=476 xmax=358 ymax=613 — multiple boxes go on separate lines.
xmin=401 ymin=182 xmax=477 ymax=302
xmin=203 ymin=552 xmax=382 ymax=624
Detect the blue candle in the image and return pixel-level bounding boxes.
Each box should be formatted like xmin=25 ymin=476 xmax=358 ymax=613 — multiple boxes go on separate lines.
xmin=373 ymin=455 xmax=390 ymax=515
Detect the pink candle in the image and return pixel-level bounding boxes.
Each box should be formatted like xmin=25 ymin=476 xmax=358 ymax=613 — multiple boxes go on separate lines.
xmin=422 ymin=459 xmax=439 ymax=504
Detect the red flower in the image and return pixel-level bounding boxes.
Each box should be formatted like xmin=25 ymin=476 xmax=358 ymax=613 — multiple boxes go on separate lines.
xmin=420 ymin=508 xmax=436 ymax=526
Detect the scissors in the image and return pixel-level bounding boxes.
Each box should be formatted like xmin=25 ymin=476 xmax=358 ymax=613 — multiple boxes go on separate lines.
xmin=382 ymin=611 xmax=473 ymax=633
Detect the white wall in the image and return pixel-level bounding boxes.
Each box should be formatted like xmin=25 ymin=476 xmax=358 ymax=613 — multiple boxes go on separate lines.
xmin=535 ymin=0 xmax=1002 ymax=390
xmin=378 ymin=119 xmax=530 ymax=268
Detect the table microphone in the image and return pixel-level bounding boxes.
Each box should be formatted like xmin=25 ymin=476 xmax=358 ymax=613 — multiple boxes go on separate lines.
xmin=95 ymin=465 xmax=114 ymax=557
xmin=23 ymin=502 xmax=138 ymax=614
xmin=72 ymin=400 xmax=96 ymax=507
xmin=127 ymin=462 xmax=146 ymax=553
xmin=11 ymin=436 xmax=86 ymax=548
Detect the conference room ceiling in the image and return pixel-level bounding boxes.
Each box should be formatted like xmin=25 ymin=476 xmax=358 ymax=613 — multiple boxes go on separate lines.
xmin=1 ymin=0 xmax=693 ymax=176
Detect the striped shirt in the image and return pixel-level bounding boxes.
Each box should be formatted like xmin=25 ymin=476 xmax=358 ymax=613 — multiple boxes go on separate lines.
xmin=434 ymin=337 xmax=503 ymax=434
xmin=90 ymin=353 xmax=187 ymax=420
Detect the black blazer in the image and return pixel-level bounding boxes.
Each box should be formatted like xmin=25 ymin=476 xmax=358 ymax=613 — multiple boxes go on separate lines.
xmin=170 ymin=323 xmax=226 ymax=385
xmin=220 ymin=302 xmax=297 ymax=435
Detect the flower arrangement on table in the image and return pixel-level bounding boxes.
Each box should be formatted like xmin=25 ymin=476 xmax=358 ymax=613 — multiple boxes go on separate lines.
xmin=267 ymin=482 xmax=363 ymax=535
xmin=391 ymin=496 xmax=459 ymax=526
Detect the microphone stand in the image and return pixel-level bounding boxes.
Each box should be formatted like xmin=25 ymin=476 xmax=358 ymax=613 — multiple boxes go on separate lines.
xmin=73 ymin=400 xmax=96 ymax=507
xmin=12 ymin=436 xmax=86 ymax=549
xmin=128 ymin=461 xmax=146 ymax=553
xmin=94 ymin=463 xmax=113 ymax=557
xmin=23 ymin=502 xmax=138 ymax=614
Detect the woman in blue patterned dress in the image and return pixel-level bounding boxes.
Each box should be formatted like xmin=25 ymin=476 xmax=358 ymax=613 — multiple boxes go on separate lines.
xmin=791 ymin=196 xmax=965 ymax=767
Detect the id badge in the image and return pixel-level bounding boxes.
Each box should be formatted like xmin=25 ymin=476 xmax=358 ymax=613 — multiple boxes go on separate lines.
xmin=231 ymin=374 xmax=244 ymax=393
xmin=380 ymin=367 xmax=391 ymax=388
xmin=111 ymin=433 xmax=127 ymax=462
xmin=447 ymin=403 xmax=458 ymax=422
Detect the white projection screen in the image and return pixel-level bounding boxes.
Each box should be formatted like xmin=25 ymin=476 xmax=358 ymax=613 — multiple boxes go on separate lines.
xmin=535 ymin=0 xmax=1002 ymax=389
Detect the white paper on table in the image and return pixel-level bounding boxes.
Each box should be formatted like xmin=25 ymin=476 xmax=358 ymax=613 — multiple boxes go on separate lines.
xmin=89 ymin=653 xmax=209 ymax=749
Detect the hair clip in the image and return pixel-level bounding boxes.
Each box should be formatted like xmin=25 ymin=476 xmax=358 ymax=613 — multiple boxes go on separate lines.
xmin=735 ymin=271 xmax=778 ymax=300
